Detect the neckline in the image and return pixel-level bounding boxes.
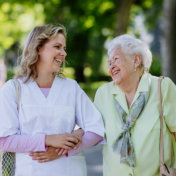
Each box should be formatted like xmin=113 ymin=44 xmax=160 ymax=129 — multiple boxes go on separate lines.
xmin=40 ymin=87 xmax=51 ymax=90
xmin=33 ymin=76 xmax=57 ymax=102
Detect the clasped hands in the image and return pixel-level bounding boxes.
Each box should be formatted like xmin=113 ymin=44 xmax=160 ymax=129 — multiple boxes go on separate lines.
xmin=29 ymin=129 xmax=84 ymax=163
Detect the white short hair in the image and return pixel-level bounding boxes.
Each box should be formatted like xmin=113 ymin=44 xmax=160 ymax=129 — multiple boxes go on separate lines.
xmin=107 ymin=34 xmax=152 ymax=70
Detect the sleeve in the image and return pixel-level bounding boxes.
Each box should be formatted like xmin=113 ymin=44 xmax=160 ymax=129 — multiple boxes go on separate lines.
xmin=162 ymin=77 xmax=176 ymax=132
xmin=75 ymin=82 xmax=104 ymax=137
xmin=68 ymin=131 xmax=103 ymax=156
xmin=94 ymin=87 xmax=104 ymax=116
xmin=0 ymin=80 xmax=20 ymax=137
xmin=94 ymin=87 xmax=107 ymax=143
xmin=0 ymin=134 xmax=46 ymax=152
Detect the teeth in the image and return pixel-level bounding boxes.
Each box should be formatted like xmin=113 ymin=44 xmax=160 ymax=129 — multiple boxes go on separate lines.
xmin=112 ymin=70 xmax=120 ymax=75
xmin=55 ymin=58 xmax=62 ymax=63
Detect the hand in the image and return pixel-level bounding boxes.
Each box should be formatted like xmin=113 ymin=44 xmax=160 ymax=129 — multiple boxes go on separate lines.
xmin=29 ymin=147 xmax=62 ymax=163
xmin=56 ymin=148 xmax=68 ymax=156
xmin=72 ymin=128 xmax=84 ymax=139
xmin=45 ymin=133 xmax=80 ymax=150
xmin=71 ymin=128 xmax=84 ymax=150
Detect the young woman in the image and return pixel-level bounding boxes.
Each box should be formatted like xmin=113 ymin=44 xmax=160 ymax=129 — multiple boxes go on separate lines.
xmin=0 ymin=24 xmax=104 ymax=176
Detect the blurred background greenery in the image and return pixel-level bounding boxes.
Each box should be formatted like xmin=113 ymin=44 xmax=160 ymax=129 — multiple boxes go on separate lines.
xmin=0 ymin=0 xmax=175 ymax=100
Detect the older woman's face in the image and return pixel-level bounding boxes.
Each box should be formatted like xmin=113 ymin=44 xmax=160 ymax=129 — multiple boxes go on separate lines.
xmin=108 ymin=46 xmax=135 ymax=85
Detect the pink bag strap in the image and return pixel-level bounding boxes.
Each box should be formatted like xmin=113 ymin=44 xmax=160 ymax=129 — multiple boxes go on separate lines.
xmin=158 ymin=76 xmax=164 ymax=165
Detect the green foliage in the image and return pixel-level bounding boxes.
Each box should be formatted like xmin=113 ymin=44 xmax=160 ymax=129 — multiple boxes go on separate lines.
xmin=80 ymin=81 xmax=107 ymax=101
xmin=136 ymin=0 xmax=163 ymax=31
xmin=149 ymin=55 xmax=162 ymax=76
xmin=0 ymin=0 xmax=164 ymax=83
xmin=37 ymin=0 xmax=117 ymax=81
xmin=0 ymin=1 xmax=45 ymax=59
xmin=6 ymin=69 xmax=15 ymax=81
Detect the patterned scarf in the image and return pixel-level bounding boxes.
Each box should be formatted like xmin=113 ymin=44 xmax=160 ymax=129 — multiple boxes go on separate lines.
xmin=113 ymin=91 xmax=149 ymax=168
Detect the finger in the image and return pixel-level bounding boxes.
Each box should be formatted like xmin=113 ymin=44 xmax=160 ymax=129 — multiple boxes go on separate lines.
xmin=73 ymin=133 xmax=82 ymax=140
xmin=56 ymin=148 xmax=61 ymax=153
xmin=61 ymin=142 xmax=76 ymax=150
xmin=29 ymin=152 xmax=45 ymax=157
xmin=59 ymin=149 xmax=67 ymax=155
xmin=32 ymin=156 xmax=41 ymax=160
xmin=74 ymin=142 xmax=80 ymax=150
xmin=62 ymin=150 xmax=68 ymax=155
xmin=72 ymin=135 xmax=82 ymax=143
xmin=58 ymin=149 xmax=68 ymax=156
xmin=76 ymin=136 xmax=82 ymax=143
xmin=38 ymin=158 xmax=50 ymax=163
xmin=61 ymin=146 xmax=72 ymax=150
xmin=76 ymin=139 xmax=81 ymax=144
xmin=30 ymin=151 xmax=41 ymax=154
xmin=32 ymin=155 xmax=47 ymax=160
xmin=65 ymin=141 xmax=77 ymax=148
xmin=29 ymin=152 xmax=36 ymax=156
xmin=32 ymin=157 xmax=38 ymax=160
xmin=58 ymin=148 xmax=64 ymax=156
xmin=67 ymin=136 xmax=79 ymax=144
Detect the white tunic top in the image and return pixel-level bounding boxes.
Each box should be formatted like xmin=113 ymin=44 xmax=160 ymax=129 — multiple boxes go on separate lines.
xmin=0 ymin=76 xmax=104 ymax=176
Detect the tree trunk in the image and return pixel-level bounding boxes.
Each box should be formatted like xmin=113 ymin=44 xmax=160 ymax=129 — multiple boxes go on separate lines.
xmin=75 ymin=66 xmax=85 ymax=82
xmin=114 ymin=0 xmax=134 ymax=36
xmin=160 ymin=0 xmax=176 ymax=83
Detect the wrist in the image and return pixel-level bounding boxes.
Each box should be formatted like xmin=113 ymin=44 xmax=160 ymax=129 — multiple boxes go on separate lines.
xmin=45 ymin=135 xmax=52 ymax=146
xmin=78 ymin=128 xmax=84 ymax=136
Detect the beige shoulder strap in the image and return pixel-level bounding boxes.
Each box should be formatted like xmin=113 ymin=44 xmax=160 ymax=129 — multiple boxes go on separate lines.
xmin=12 ymin=79 xmax=21 ymax=111
xmin=158 ymin=76 xmax=164 ymax=165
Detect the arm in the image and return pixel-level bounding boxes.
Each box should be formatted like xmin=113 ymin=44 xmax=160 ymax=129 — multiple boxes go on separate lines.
xmin=45 ymin=133 xmax=80 ymax=150
xmin=29 ymin=128 xmax=84 ymax=162
xmin=75 ymin=83 xmax=104 ymax=137
xmin=0 ymin=134 xmax=46 ymax=152
xmin=162 ymin=78 xmax=176 ymax=134
xmin=30 ymin=131 xmax=103 ymax=162
xmin=68 ymin=131 xmax=103 ymax=156
xmin=0 ymin=132 xmax=81 ymax=153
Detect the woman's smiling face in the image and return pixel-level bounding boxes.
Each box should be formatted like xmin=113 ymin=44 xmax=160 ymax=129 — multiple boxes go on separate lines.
xmin=37 ymin=33 xmax=67 ymax=74
xmin=108 ymin=46 xmax=135 ymax=86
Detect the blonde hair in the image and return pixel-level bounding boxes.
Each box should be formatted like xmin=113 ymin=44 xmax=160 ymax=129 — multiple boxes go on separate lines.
xmin=17 ymin=24 xmax=66 ymax=83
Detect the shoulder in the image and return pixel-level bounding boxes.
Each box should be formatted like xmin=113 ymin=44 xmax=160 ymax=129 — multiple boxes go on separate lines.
xmin=161 ymin=76 xmax=176 ymax=94
xmin=94 ymin=81 xmax=114 ymax=103
xmin=162 ymin=76 xmax=175 ymax=86
xmin=56 ymin=77 xmax=82 ymax=92
xmin=0 ymin=79 xmax=17 ymax=99
xmin=149 ymin=74 xmax=176 ymax=98
xmin=56 ymin=76 xmax=77 ymax=85
xmin=149 ymin=74 xmax=174 ymax=85
xmin=1 ymin=79 xmax=15 ymax=92
xmin=96 ymin=81 xmax=114 ymax=94
xmin=150 ymin=75 xmax=175 ymax=89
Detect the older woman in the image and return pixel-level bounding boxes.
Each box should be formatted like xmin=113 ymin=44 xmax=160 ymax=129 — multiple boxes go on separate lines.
xmin=94 ymin=34 xmax=176 ymax=176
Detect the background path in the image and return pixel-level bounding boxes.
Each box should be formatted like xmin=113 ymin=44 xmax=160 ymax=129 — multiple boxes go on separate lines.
xmin=85 ymin=145 xmax=103 ymax=176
